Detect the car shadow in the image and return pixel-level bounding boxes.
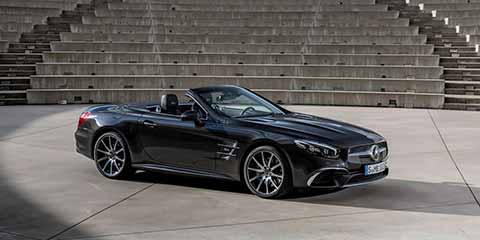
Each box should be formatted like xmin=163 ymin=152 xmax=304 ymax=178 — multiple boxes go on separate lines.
xmin=128 ymin=171 xmax=480 ymax=216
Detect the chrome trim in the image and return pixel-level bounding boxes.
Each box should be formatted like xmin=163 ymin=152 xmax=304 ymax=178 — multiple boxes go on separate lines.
xmin=217 ymin=141 xmax=239 ymax=160
xmin=347 ymin=140 xmax=387 ymax=149
xmin=306 ymin=167 xmax=349 ymax=187
xmin=218 ymin=144 xmax=240 ymax=149
xmin=343 ymin=172 xmax=388 ymax=188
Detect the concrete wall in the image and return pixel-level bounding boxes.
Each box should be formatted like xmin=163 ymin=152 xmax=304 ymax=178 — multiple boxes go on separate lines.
xmin=27 ymin=0 xmax=445 ymax=108
xmin=0 ymin=40 xmax=7 ymax=52
xmin=51 ymin=42 xmax=435 ymax=54
xmin=60 ymin=33 xmax=428 ymax=45
xmin=26 ymin=88 xmax=444 ymax=109
xmin=43 ymin=52 xmax=440 ymax=66
xmin=30 ymin=76 xmax=444 ymax=94
xmin=35 ymin=63 xmax=444 ymax=79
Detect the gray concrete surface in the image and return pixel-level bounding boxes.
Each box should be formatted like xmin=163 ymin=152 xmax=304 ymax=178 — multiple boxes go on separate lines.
xmin=29 ymin=76 xmax=445 ymax=94
xmin=51 ymin=42 xmax=435 ymax=55
xmin=81 ymin=16 xmax=411 ymax=27
xmin=59 ymin=32 xmax=427 ymax=45
xmin=42 ymin=52 xmax=440 ymax=66
xmin=0 ymin=105 xmax=479 ymax=240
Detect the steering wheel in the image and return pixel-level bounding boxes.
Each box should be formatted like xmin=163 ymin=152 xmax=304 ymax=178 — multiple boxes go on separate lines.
xmin=240 ymin=107 xmax=256 ymax=116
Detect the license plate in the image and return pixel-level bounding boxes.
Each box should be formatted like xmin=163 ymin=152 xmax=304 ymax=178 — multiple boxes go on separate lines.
xmin=364 ymin=162 xmax=386 ymax=176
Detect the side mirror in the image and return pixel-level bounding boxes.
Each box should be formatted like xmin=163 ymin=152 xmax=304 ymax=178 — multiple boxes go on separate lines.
xmin=181 ymin=110 xmax=204 ymax=126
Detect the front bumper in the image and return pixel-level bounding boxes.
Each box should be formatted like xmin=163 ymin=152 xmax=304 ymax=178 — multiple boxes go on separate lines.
xmin=306 ymin=166 xmax=388 ymax=188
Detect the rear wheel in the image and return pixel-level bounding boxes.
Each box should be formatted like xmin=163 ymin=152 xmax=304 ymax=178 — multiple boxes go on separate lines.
xmin=93 ymin=132 xmax=134 ymax=179
xmin=243 ymin=146 xmax=293 ymax=199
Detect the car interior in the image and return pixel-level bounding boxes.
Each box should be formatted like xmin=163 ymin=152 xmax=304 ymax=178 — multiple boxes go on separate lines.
xmin=138 ymin=94 xmax=207 ymax=119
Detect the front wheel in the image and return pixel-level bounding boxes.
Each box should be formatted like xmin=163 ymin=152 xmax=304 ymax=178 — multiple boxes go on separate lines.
xmin=93 ymin=132 xmax=134 ymax=179
xmin=243 ymin=146 xmax=293 ymax=199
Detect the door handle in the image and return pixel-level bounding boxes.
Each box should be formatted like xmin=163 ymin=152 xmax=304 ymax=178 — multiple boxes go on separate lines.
xmin=143 ymin=120 xmax=157 ymax=127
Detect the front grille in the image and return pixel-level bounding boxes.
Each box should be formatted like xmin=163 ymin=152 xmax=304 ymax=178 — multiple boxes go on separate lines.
xmin=348 ymin=141 xmax=388 ymax=163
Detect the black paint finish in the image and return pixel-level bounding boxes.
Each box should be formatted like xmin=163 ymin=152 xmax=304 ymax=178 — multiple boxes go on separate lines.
xmin=75 ymin=85 xmax=388 ymax=188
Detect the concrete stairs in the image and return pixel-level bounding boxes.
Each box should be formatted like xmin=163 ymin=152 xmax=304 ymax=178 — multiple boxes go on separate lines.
xmin=403 ymin=0 xmax=480 ymax=110
xmin=0 ymin=1 xmax=94 ymax=105
xmin=27 ymin=0 xmax=445 ymax=108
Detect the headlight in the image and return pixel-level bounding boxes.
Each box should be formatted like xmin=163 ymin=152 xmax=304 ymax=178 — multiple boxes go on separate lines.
xmin=294 ymin=140 xmax=340 ymax=159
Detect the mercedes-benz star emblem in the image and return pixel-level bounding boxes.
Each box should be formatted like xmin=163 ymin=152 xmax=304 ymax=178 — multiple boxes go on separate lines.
xmin=369 ymin=145 xmax=381 ymax=161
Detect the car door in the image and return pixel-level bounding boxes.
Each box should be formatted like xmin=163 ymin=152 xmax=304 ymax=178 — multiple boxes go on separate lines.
xmin=138 ymin=112 xmax=220 ymax=171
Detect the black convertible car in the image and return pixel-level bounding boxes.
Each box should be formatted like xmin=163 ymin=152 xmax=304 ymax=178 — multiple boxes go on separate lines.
xmin=75 ymin=85 xmax=389 ymax=198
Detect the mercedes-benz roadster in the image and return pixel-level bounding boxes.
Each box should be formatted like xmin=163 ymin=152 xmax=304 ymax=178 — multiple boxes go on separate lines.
xmin=75 ymin=85 xmax=389 ymax=199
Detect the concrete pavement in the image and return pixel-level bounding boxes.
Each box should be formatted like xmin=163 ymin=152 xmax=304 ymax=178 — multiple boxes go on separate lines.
xmin=0 ymin=105 xmax=479 ymax=239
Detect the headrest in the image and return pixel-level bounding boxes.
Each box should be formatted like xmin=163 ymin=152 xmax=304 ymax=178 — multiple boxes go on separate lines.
xmin=160 ymin=94 xmax=178 ymax=114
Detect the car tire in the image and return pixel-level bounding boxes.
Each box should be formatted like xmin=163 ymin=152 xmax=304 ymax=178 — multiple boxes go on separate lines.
xmin=93 ymin=131 xmax=134 ymax=179
xmin=243 ymin=145 xmax=293 ymax=199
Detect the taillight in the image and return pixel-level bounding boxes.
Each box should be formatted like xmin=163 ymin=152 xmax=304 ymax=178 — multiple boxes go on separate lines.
xmin=77 ymin=112 xmax=91 ymax=129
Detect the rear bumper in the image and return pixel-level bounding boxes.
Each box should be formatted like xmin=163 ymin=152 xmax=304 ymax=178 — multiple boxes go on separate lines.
xmin=75 ymin=128 xmax=93 ymax=159
xmin=306 ymin=166 xmax=388 ymax=188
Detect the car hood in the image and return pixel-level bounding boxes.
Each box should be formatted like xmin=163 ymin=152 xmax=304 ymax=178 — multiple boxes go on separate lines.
xmin=239 ymin=113 xmax=385 ymax=147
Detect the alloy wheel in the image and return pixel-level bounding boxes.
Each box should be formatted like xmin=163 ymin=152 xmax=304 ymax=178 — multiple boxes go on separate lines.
xmin=94 ymin=133 xmax=126 ymax=177
xmin=245 ymin=149 xmax=285 ymax=196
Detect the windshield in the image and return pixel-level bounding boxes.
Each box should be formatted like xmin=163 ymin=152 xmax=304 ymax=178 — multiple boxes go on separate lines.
xmin=194 ymin=87 xmax=285 ymax=118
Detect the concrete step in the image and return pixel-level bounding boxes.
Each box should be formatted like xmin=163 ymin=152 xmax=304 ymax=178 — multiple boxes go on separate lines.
xmin=443 ymin=102 xmax=480 ymax=110
xmin=458 ymin=25 xmax=480 ymax=35
xmin=444 ymin=62 xmax=480 ymax=68
xmin=8 ymin=43 xmax=51 ymax=53
xmin=60 ymin=33 xmax=428 ymax=45
xmin=51 ymin=42 xmax=435 ymax=54
xmin=444 ymin=67 xmax=480 ymax=75
xmin=81 ymin=16 xmax=411 ymax=27
xmin=0 ymin=64 xmax=36 ymax=77
xmin=42 ymin=52 xmax=440 ymax=66
xmin=0 ymin=6 xmax=61 ymax=16
xmin=447 ymin=17 xmax=480 ymax=27
xmin=0 ymin=14 xmax=48 ymax=24
xmin=0 ymin=31 xmax=21 ymax=42
xmin=428 ymin=37 xmax=469 ymax=47
xmin=61 ymin=10 xmax=95 ymax=18
xmin=0 ymin=41 xmax=7 ymax=52
xmin=409 ymin=0 xmax=480 ymax=4
xmin=31 ymin=75 xmax=444 ymax=94
xmin=0 ymin=22 xmax=33 ymax=32
xmin=0 ymin=53 xmax=43 ymax=64
xmin=0 ymin=90 xmax=27 ymax=105
xmin=445 ymin=80 xmax=480 ymax=91
xmin=33 ymin=24 xmax=71 ymax=34
xmin=47 ymin=16 xmax=82 ymax=25
xmin=70 ymin=24 xmax=420 ymax=36
xmin=436 ymin=9 xmax=480 ymax=19
xmin=94 ymin=9 xmax=400 ymax=19
xmin=121 ymin=0 xmax=376 ymax=4
xmin=0 ymin=1 xmax=79 ymax=10
xmin=105 ymin=3 xmax=389 ymax=11
xmin=423 ymin=3 xmax=480 ymax=11
xmin=0 ymin=83 xmax=30 ymax=91
xmin=20 ymin=33 xmax=61 ymax=43
xmin=0 ymin=76 xmax=30 ymax=85
xmin=445 ymin=94 xmax=480 ymax=107
xmin=434 ymin=46 xmax=477 ymax=57
xmin=26 ymin=88 xmax=443 ymax=108
xmin=35 ymin=63 xmax=443 ymax=79
xmin=445 ymin=88 xmax=480 ymax=95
